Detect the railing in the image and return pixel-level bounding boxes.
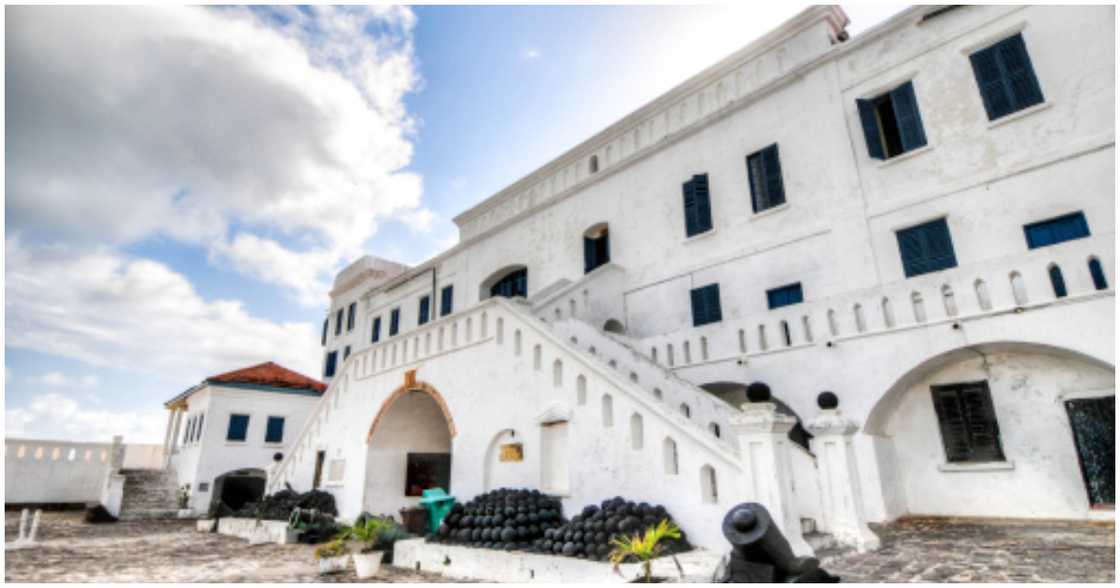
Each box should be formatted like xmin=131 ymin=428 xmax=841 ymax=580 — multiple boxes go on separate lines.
xmin=637 ymin=236 xmax=1114 ymax=371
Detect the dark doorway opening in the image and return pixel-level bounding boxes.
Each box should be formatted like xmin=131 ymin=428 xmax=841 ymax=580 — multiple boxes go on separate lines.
xmin=313 ymin=450 xmax=326 ymax=490
xmin=208 ymin=468 xmax=266 ymax=517
xmin=1066 ymin=396 xmax=1115 ymax=507
xmin=405 ymin=452 xmax=451 ymax=497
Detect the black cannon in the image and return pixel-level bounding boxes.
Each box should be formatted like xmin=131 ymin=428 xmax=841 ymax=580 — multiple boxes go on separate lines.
xmin=717 ymin=502 xmax=839 ymax=583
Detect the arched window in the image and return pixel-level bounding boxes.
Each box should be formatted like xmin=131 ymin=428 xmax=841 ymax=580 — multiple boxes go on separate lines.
xmin=941 ymin=285 xmax=958 ymax=317
xmin=653 ymin=388 xmax=663 ymax=400
xmin=911 ymin=292 xmax=927 ymax=323
xmin=601 ymin=394 xmax=614 ymax=427
xmin=1010 ymin=271 xmax=1029 ymax=306
xmin=554 ymin=307 xmax=562 ymax=320
xmin=974 ymin=279 xmax=992 ymax=311
xmin=780 ymin=320 xmax=792 ymax=347
xmin=854 ymin=303 xmax=866 ymax=333
xmin=738 ymin=329 xmax=747 ymax=353
xmin=881 ymin=297 xmax=895 ymax=328
xmin=700 ymin=464 xmax=718 ymax=504
xmin=683 ymin=341 xmax=692 ymax=364
xmin=533 ymin=344 xmax=542 ymax=370
xmin=630 ymin=413 xmax=644 ymax=450
xmin=801 ymin=316 xmax=813 ymax=343
xmin=584 ymin=223 xmax=610 ymax=274
xmin=589 ymin=154 xmax=599 ymax=174
xmin=603 ymin=319 xmax=625 ymax=334
xmin=680 ymin=403 xmax=691 ymax=419
xmin=569 ymin=299 xmax=577 ymax=317
xmin=1089 ymin=257 xmax=1108 ymax=290
xmin=709 ymin=422 xmax=721 ymax=438
xmin=663 ymin=438 xmax=679 ymax=475
xmin=700 ymin=337 xmax=709 ymax=360
xmin=483 ymin=266 xmax=528 ymax=300
xmin=629 ymin=372 xmax=638 ymax=383
xmin=577 ymin=375 xmax=587 ymax=405
xmin=651 ymin=347 xmax=658 ymax=363
xmin=827 ymin=309 xmax=839 ymax=336
xmin=758 ymin=325 xmax=768 ymax=350
xmin=667 ymin=344 xmax=675 ymax=367
xmin=1048 ymin=264 xmax=1067 ymax=298
xmin=513 ymin=329 xmax=522 ymax=355
xmin=496 ymin=318 xmax=504 ymax=345
xmin=553 ymin=359 xmax=563 ymax=387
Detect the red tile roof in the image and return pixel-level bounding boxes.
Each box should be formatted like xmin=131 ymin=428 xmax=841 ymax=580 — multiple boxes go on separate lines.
xmin=205 ymin=362 xmax=326 ymax=393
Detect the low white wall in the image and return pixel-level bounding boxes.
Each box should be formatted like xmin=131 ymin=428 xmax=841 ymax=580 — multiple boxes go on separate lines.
xmin=4 ymin=438 xmax=165 ymax=505
xmin=216 ymin=517 xmax=298 ymax=544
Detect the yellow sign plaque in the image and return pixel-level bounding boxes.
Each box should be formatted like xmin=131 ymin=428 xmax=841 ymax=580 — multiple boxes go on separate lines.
xmin=499 ymin=443 xmax=523 ymax=462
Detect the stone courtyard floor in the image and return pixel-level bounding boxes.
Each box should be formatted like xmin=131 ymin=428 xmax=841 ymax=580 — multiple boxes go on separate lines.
xmin=3 ymin=511 xmax=1115 ymax=583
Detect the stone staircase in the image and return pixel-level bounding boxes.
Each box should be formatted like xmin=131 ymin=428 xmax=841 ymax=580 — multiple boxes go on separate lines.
xmin=118 ymin=468 xmax=181 ymax=520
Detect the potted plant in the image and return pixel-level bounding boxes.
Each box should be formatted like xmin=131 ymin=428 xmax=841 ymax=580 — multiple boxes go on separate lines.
xmin=609 ymin=519 xmax=684 ymax=583
xmin=341 ymin=516 xmax=412 ymax=579
xmin=313 ymin=538 xmax=349 ymax=575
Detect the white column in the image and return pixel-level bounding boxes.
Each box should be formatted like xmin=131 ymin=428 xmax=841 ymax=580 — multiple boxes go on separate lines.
xmin=169 ymin=409 xmax=184 ymax=454
xmin=730 ymin=401 xmax=814 ymax=557
xmin=162 ymin=409 xmax=176 ymax=461
xmin=806 ymin=401 xmax=880 ymax=553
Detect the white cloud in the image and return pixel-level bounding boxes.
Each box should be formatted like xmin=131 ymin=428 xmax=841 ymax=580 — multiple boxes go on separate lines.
xmin=25 ymin=372 xmax=100 ymax=389
xmin=522 ymin=47 xmax=542 ymax=61
xmin=5 ymin=238 xmax=321 ymax=381
xmin=6 ymin=393 xmax=165 ymax=443
xmin=6 ymin=6 xmax=426 ymax=306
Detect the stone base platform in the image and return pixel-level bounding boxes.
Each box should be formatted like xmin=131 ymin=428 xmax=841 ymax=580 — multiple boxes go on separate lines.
xmin=215 ymin=517 xmax=298 ymax=545
xmin=391 ymin=538 xmax=722 ymax=583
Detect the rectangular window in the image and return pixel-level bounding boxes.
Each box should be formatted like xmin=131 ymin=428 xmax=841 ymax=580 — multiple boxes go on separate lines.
xmin=405 ymin=452 xmax=452 ymax=497
xmin=195 ymin=413 xmax=204 ymax=443
xmin=346 ymin=302 xmax=356 ymax=332
xmin=746 ymin=144 xmax=786 ymax=213
xmin=334 ymin=308 xmax=343 ymax=336
xmin=583 ymin=228 xmax=610 ymax=274
xmin=265 ymin=416 xmax=285 ymax=444
xmin=371 ymin=316 xmax=382 ymax=343
xmin=1024 ymin=211 xmax=1090 ymax=250
xmin=418 ymin=295 xmax=431 ymax=326
xmin=896 ymin=218 xmax=958 ymax=278
xmin=857 ymin=81 xmax=927 ymax=160
xmin=320 ymin=319 xmax=328 ymax=346
xmin=389 ymin=308 xmax=400 ymax=336
xmin=440 ymin=285 xmax=454 ymax=317
xmin=226 ymin=414 xmax=249 ymax=442
xmin=970 ymin=33 xmax=1044 ymax=121
xmin=690 ymin=283 xmax=723 ymax=327
xmin=931 ymin=381 xmax=1005 ymax=463
xmin=343 ymin=345 xmax=351 ymax=360
xmin=766 ymin=283 xmax=804 ymax=310
xmin=682 ymin=174 xmax=713 ymax=238
xmin=323 ymin=350 xmax=338 ymax=378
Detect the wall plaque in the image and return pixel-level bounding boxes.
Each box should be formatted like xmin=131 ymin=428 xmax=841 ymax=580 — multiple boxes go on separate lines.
xmin=499 ymin=443 xmax=524 ymax=462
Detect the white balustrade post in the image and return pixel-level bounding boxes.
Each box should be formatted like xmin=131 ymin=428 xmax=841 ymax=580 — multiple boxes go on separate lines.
xmin=729 ymin=384 xmax=814 ymax=557
xmin=805 ymin=392 xmax=880 ymax=553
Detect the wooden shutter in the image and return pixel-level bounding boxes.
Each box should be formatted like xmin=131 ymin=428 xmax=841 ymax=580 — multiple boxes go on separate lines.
xmin=762 ymin=145 xmax=785 ymax=208
xmin=931 ymin=386 xmax=972 ymax=462
xmin=857 ymin=98 xmax=885 ymax=160
xmin=890 ymin=82 xmax=927 ymax=152
xmin=584 ymin=236 xmax=595 ymax=273
xmin=970 ymin=45 xmax=1013 ymax=120
xmin=441 ymin=286 xmax=453 ymax=316
xmin=690 ymin=287 xmax=706 ymax=327
xmin=682 ymin=178 xmax=699 ymax=236
xmin=898 ymin=219 xmax=957 ymax=277
xmin=335 ymin=309 xmax=343 ymax=335
xmin=747 ymin=152 xmax=765 ymax=212
xmin=693 ymin=175 xmax=713 ymax=234
xmin=704 ymin=285 xmax=722 ymax=323
xmin=419 ymin=296 xmax=430 ymax=325
xmin=997 ymin=34 xmax=1043 ymax=112
xmin=390 ymin=309 xmax=399 ymax=335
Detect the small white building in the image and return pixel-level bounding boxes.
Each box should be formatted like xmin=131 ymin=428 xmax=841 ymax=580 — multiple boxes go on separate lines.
xmin=163 ymin=362 xmax=326 ymax=515
xmin=236 ymin=5 xmax=1109 ymax=556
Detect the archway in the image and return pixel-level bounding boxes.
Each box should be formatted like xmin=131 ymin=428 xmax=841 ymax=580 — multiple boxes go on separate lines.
xmin=864 ymin=342 xmax=1114 ymax=521
xmin=603 ymin=319 xmax=625 ymax=334
xmin=480 ymin=265 xmax=528 ymax=300
xmin=208 ymin=467 xmax=266 ymax=517
xmin=699 ymin=382 xmax=812 ymax=450
xmin=364 ymin=382 xmax=455 ymax=517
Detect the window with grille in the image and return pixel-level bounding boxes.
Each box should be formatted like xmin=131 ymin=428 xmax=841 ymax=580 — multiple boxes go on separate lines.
xmin=930 ymin=381 xmax=1005 ymax=463
xmin=897 ymin=218 xmax=958 ymax=278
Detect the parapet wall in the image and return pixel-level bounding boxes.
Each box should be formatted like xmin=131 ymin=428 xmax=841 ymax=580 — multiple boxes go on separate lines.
xmin=4 ymin=438 xmax=165 ymax=505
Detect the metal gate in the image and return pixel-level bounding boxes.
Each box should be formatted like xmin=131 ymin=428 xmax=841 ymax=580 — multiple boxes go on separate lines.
xmin=1065 ymin=396 xmax=1115 ymax=507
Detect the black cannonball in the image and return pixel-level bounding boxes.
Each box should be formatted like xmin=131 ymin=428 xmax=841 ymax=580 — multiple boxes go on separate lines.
xmin=501 ymin=527 xmax=516 ymax=542
xmin=818 ymin=391 xmax=839 ymax=410
xmin=552 ymin=542 xmax=563 ymax=554
xmin=746 ymin=381 xmax=771 ymax=402
xmin=562 ymin=542 xmax=576 ymax=556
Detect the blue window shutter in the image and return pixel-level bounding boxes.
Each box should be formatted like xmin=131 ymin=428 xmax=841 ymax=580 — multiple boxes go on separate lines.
xmin=265 ymin=417 xmax=285 ymax=444
xmin=682 ymin=178 xmax=699 ymax=236
xmin=334 ymin=309 xmax=343 ymax=336
xmin=226 ymin=414 xmax=249 ymax=442
xmin=344 ymin=345 xmax=351 ymax=360
xmin=970 ymin=46 xmax=1013 ymax=120
xmin=857 ymin=98 xmax=885 ymax=160
xmin=324 ymin=351 xmax=338 ymax=378
xmin=440 ymin=285 xmax=454 ymax=316
xmin=898 ymin=219 xmax=957 ymax=278
xmin=371 ymin=317 xmax=381 ymax=343
xmin=1024 ymin=212 xmax=1090 ymax=250
xmin=767 ymin=283 xmax=804 ymax=309
xmin=690 ymin=287 xmax=704 ymax=326
xmin=418 ymin=296 xmax=430 ymax=325
xmin=763 ymin=145 xmax=785 ymax=209
xmin=890 ymin=82 xmax=927 ymax=152
xmin=584 ymin=236 xmax=595 ymax=273
xmin=1089 ymin=259 xmax=1108 ymax=290
xmin=690 ymin=284 xmax=721 ymax=326
xmin=693 ymin=175 xmax=712 ymax=233
xmin=705 ymin=285 xmax=722 ymax=323
xmin=998 ymin=34 xmax=1044 ymax=111
xmin=389 ymin=308 xmax=400 ymax=336
xmin=1049 ymin=266 xmax=1068 ymax=298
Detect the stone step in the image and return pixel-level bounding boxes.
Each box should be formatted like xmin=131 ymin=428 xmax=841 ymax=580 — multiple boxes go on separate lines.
xmin=118 ymin=508 xmax=182 ymax=521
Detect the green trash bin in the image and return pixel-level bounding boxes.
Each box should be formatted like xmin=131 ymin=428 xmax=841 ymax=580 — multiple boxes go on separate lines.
xmin=418 ymin=487 xmax=454 ymax=535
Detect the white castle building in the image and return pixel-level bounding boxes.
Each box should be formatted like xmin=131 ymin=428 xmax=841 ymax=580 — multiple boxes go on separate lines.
xmin=260 ymin=5 xmax=1114 ymax=554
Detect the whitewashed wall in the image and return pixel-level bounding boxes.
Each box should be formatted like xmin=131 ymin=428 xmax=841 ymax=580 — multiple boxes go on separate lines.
xmin=5 ymin=439 xmax=163 ymax=504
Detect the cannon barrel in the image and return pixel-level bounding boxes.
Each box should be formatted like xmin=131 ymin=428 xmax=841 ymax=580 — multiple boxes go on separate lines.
xmin=718 ymin=503 xmax=839 ymax=583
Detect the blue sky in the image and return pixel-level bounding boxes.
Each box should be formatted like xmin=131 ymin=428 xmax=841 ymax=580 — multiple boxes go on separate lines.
xmin=5 ymin=4 xmax=903 ymax=442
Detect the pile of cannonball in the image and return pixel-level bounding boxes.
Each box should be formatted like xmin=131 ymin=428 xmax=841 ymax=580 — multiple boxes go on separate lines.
xmin=433 ymin=488 xmax=563 ymax=551
xmin=532 ymin=496 xmax=691 ymax=561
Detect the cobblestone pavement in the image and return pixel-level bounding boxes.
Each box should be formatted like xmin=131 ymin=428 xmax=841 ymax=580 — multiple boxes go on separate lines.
xmin=4 ymin=511 xmax=471 ymax=583
xmin=4 ymin=512 xmax=1114 ymax=582
xmin=824 ymin=517 xmax=1115 ymax=583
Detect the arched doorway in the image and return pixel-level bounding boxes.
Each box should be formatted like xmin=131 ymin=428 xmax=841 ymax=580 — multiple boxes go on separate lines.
xmin=583 ymin=222 xmax=610 ymax=274
xmin=481 ymin=265 xmax=528 ymax=300
xmin=864 ymin=342 xmax=1114 ymax=520
xmin=208 ymin=468 xmax=266 ymax=517
xmin=364 ymin=382 xmax=455 ymax=517
xmin=699 ymin=382 xmax=812 ymax=450
xmin=603 ymin=319 xmax=625 ymax=334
